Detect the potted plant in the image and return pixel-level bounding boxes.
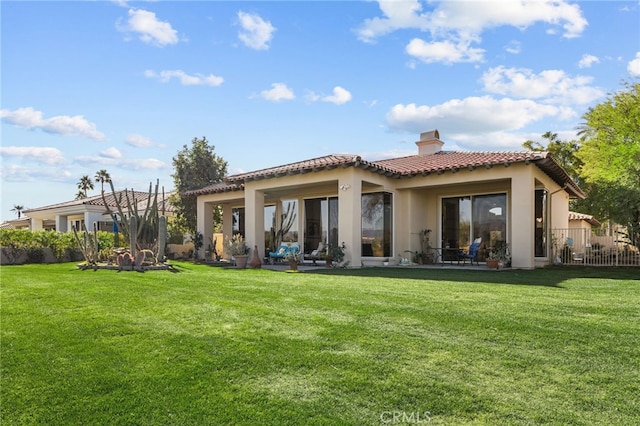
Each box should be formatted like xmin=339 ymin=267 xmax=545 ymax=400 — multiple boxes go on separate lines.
xmin=224 ymin=234 xmax=249 ymax=268
xmin=486 ymin=251 xmax=501 ymax=269
xmin=326 ymin=242 xmax=346 ymax=268
xmin=284 ymin=249 xmax=304 ymax=271
xmin=487 ymin=242 xmax=510 ymax=269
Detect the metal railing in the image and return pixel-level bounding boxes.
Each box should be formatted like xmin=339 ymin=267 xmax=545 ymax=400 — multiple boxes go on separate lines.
xmin=551 ymin=227 xmax=640 ymax=267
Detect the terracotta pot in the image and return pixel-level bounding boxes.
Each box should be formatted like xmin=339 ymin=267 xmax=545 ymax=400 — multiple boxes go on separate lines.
xmin=235 ymin=255 xmax=248 ymax=268
xmin=325 ymin=256 xmax=333 ymax=268
xmin=486 ymin=259 xmax=499 ymax=269
xmin=289 ymin=260 xmax=298 ymax=271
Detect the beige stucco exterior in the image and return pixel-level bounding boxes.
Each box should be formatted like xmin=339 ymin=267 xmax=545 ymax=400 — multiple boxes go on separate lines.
xmin=195 ymin=152 xmax=576 ymax=269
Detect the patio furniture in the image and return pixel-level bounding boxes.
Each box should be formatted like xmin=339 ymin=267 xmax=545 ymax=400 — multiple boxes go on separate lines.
xmin=304 ymin=242 xmax=325 ymax=265
xmin=268 ymin=243 xmax=300 ymax=264
xmin=457 ymin=238 xmax=482 ymax=266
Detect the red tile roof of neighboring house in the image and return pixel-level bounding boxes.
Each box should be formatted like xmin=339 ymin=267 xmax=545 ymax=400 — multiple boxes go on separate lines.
xmin=188 ymin=150 xmax=584 ymax=198
xmin=184 ymin=182 xmax=245 ymax=197
xmin=23 ymin=190 xmax=175 ymax=214
xmin=569 ymin=212 xmax=601 ymax=227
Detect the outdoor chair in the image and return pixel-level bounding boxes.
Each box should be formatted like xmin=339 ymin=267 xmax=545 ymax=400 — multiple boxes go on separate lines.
xmin=304 ymin=242 xmax=325 ymax=265
xmin=268 ymin=243 xmax=299 ymax=264
xmin=457 ymin=238 xmax=482 ymax=266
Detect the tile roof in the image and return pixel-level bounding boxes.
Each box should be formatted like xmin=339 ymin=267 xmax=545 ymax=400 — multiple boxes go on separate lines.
xmin=24 ymin=190 xmax=174 ymax=213
xmin=569 ymin=211 xmax=601 ymax=227
xmin=190 ymin=150 xmax=584 ymax=198
xmin=224 ymin=154 xmax=379 ymax=183
xmin=371 ymin=151 xmax=548 ymax=175
xmin=184 ymin=182 xmax=245 ymax=196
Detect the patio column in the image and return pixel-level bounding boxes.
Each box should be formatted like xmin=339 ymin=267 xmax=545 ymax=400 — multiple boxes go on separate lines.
xmin=31 ymin=218 xmax=44 ymax=231
xmin=197 ymin=201 xmax=215 ymax=259
xmin=338 ymin=175 xmax=362 ymax=267
xmin=244 ymin=186 xmax=265 ymax=261
xmin=55 ymin=215 xmax=68 ymax=232
xmin=222 ymin=205 xmax=233 ymax=259
xmin=511 ymin=173 xmax=535 ymax=269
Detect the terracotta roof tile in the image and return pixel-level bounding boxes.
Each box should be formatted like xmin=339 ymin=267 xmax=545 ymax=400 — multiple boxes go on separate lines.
xmin=184 ymin=182 xmax=244 ymax=196
xmin=569 ymin=211 xmax=601 ymax=227
xmin=190 ymin=150 xmax=584 ymax=198
xmin=372 ymin=151 xmax=548 ymax=175
xmin=24 ymin=190 xmax=173 ymax=213
xmin=225 ymin=154 xmax=371 ymax=182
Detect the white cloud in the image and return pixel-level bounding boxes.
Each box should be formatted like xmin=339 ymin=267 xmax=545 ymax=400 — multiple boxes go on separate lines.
xmin=578 ymin=54 xmax=599 ymax=69
xmin=260 ymin=83 xmax=295 ymax=102
xmin=628 ymin=52 xmax=640 ymax=77
xmin=100 ymin=147 xmax=122 ymax=159
xmin=237 ymin=11 xmax=275 ymax=50
xmin=356 ymin=0 xmax=587 ymax=64
xmin=117 ymin=8 xmax=179 ymax=47
xmin=385 ymin=96 xmax=571 ymax=135
xmin=74 ymin=155 xmax=168 ymax=171
xmin=125 ymin=134 xmax=156 ymax=148
xmin=504 ymin=40 xmax=521 ymax=55
xmin=0 ymin=107 xmax=106 ymax=140
xmin=406 ymin=37 xmax=484 ymax=64
xmin=355 ymin=0 xmax=428 ymax=43
xmin=0 ymin=146 xmax=66 ymax=165
xmin=324 ymin=86 xmax=352 ymax=105
xmin=144 ymin=69 xmax=224 ymax=86
xmin=309 ymin=86 xmax=352 ymax=105
xmin=481 ymin=66 xmax=604 ymax=105
xmin=0 ymin=163 xmax=72 ymax=183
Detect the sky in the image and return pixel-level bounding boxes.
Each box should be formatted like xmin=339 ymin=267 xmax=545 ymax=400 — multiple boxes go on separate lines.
xmin=1 ymin=0 xmax=639 ymax=222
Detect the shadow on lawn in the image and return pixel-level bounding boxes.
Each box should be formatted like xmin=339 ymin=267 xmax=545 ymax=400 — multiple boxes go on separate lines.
xmin=306 ymin=266 xmax=639 ymax=287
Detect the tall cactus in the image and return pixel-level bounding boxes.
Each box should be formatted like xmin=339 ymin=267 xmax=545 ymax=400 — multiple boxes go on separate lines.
xmin=157 ymin=215 xmax=167 ymax=263
xmin=129 ymin=216 xmax=137 ymax=258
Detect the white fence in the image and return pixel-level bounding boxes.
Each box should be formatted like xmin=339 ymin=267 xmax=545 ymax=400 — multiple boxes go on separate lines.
xmin=551 ymin=227 xmax=640 ymax=267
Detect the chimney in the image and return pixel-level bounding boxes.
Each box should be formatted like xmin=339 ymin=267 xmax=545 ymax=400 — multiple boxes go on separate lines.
xmin=416 ymin=129 xmax=443 ymax=155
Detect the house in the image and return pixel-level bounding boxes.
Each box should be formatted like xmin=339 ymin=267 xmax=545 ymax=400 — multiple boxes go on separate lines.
xmin=189 ymin=130 xmax=584 ymax=269
xmin=21 ymin=190 xmax=175 ymax=232
xmin=569 ymin=212 xmax=601 ymax=230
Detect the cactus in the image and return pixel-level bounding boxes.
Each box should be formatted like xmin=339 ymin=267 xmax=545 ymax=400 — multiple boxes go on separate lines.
xmin=129 ymin=216 xmax=137 ymax=258
xmin=157 ymin=215 xmax=167 ymax=263
xmin=72 ymin=223 xmax=99 ymax=264
xmin=134 ymin=251 xmax=145 ymax=269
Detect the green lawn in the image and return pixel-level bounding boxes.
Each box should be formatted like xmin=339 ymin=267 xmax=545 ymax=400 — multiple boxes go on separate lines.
xmin=1 ymin=263 xmax=638 ymax=425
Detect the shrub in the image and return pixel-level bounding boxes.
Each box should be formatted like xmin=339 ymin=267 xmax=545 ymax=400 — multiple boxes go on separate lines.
xmin=0 ymin=229 xmax=116 ymax=264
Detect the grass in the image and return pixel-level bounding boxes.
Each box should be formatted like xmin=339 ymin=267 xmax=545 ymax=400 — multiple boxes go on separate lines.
xmin=1 ymin=262 xmax=638 ymax=425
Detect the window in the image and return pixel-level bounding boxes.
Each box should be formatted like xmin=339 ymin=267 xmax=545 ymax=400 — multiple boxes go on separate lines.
xmin=232 ymin=208 xmax=245 ymax=237
xmin=534 ymin=189 xmax=547 ymax=257
xmin=280 ymin=200 xmax=298 ymax=243
xmin=264 ymin=205 xmax=276 ymax=253
xmin=442 ymin=193 xmax=507 ymax=261
xmin=361 ymin=192 xmax=392 ymax=257
xmin=304 ymin=197 xmax=339 ymax=253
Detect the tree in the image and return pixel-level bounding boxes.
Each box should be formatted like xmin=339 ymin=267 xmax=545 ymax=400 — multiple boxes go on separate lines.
xmin=523 ymin=131 xmax=582 ymax=184
xmin=576 ymin=82 xmax=640 ymax=245
xmin=11 ymin=204 xmax=25 ymax=219
xmin=171 ymin=137 xmax=228 ymax=234
xmin=94 ymin=169 xmax=111 ymax=193
xmin=76 ymin=175 xmax=94 ymax=199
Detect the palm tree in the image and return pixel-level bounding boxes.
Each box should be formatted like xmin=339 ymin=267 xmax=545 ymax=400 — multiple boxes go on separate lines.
xmin=77 ymin=175 xmax=94 ymax=198
xmin=94 ymin=169 xmax=111 ymax=193
xmin=11 ymin=204 xmax=25 ymax=219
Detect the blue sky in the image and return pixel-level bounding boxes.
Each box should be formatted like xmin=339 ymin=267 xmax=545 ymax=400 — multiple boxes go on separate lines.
xmin=1 ymin=0 xmax=639 ymax=222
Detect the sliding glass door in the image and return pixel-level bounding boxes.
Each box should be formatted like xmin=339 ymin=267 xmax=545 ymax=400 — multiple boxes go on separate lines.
xmin=304 ymin=197 xmax=338 ymax=254
xmin=442 ymin=193 xmax=507 ymax=262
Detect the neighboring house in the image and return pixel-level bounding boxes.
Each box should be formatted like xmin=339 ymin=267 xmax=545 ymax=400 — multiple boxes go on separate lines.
xmin=568 ymin=212 xmax=601 ymax=230
xmin=0 ymin=217 xmax=41 ymax=230
xmin=21 ymin=190 xmax=175 ymax=232
xmin=189 ymin=130 xmax=584 ymax=269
